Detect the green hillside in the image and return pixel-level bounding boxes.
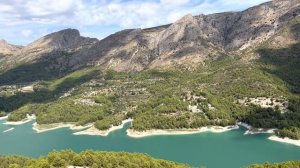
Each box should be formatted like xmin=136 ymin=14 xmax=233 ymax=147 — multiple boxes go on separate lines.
xmin=0 ymin=150 xmax=188 ymax=168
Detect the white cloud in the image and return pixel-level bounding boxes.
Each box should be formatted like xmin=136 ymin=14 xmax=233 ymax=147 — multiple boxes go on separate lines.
xmin=21 ymin=29 xmax=33 ymax=37
xmin=25 ymin=0 xmax=78 ymax=16
xmin=217 ymin=0 xmax=269 ymax=6
xmin=0 ymin=4 xmax=13 ymax=12
xmin=0 ymin=0 xmax=270 ymax=27
xmin=160 ymin=0 xmax=191 ymax=8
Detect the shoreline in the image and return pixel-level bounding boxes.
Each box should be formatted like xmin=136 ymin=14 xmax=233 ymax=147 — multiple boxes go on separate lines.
xmin=237 ymin=122 xmax=252 ymax=130
xmin=244 ymin=128 xmax=276 ymax=135
xmin=0 ymin=116 xmax=8 ymax=121
xmin=33 ymin=122 xmax=93 ymax=133
xmin=73 ymin=118 xmax=133 ymax=136
xmin=268 ymin=135 xmax=300 ymax=147
xmin=127 ymin=125 xmax=239 ymax=138
xmin=237 ymin=122 xmax=276 ymax=135
xmin=3 ymin=114 xmax=35 ymax=125
xmin=4 ymin=115 xmax=299 ymax=147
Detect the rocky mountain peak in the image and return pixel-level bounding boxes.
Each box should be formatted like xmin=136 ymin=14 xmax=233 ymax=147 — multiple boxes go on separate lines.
xmin=0 ymin=39 xmax=7 ymax=44
xmin=175 ymin=14 xmax=195 ymax=24
xmin=43 ymin=28 xmax=81 ymax=47
xmin=4 ymin=28 xmax=98 ymax=63
xmin=55 ymin=28 xmax=80 ymax=36
xmin=0 ymin=39 xmax=23 ymax=55
xmin=25 ymin=28 xmax=96 ymax=51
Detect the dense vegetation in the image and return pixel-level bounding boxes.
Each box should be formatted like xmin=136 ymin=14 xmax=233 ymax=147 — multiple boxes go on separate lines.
xmin=1 ymin=150 xmax=298 ymax=168
xmin=0 ymin=51 xmax=74 ymax=85
xmin=248 ymin=161 xmax=300 ymax=168
xmin=0 ymin=150 xmax=188 ymax=168
xmin=0 ymin=111 xmax=6 ymax=117
xmin=1 ymin=54 xmax=300 ymax=138
xmin=276 ymin=127 xmax=300 ymax=140
xmin=94 ymin=115 xmax=124 ymax=130
xmin=243 ymin=102 xmax=300 ymax=129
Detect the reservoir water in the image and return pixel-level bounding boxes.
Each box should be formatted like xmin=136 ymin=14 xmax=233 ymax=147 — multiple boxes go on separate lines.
xmin=0 ymin=119 xmax=299 ymax=168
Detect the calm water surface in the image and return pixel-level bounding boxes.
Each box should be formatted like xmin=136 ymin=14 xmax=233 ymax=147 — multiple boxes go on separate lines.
xmin=0 ymin=119 xmax=299 ymax=168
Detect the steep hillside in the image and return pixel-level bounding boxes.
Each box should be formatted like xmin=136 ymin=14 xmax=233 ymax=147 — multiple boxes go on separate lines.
xmin=67 ymin=0 xmax=300 ymax=72
xmin=12 ymin=29 xmax=98 ymax=63
xmin=0 ymin=0 xmax=299 ymax=80
xmin=257 ymin=20 xmax=300 ymax=93
xmin=0 ymin=29 xmax=98 ymax=84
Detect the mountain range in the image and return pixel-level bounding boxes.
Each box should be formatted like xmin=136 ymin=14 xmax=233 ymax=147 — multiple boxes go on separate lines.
xmin=0 ymin=0 xmax=299 ymax=74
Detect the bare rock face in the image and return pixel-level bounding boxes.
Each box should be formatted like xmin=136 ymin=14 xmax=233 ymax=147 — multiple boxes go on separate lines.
xmin=0 ymin=29 xmax=98 ymax=75
xmin=25 ymin=29 xmax=97 ymax=51
xmin=67 ymin=0 xmax=300 ymax=72
xmin=12 ymin=29 xmax=98 ymax=63
xmin=223 ymin=0 xmax=300 ymax=50
xmin=69 ymin=27 xmax=166 ymax=72
xmin=0 ymin=40 xmax=23 ymax=55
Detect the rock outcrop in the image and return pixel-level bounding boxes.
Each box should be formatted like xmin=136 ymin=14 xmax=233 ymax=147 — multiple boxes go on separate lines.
xmin=12 ymin=29 xmax=98 ymax=63
xmin=0 ymin=40 xmax=23 ymax=55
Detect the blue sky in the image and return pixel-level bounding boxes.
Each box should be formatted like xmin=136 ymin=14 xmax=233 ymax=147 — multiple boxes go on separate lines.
xmin=0 ymin=0 xmax=269 ymax=46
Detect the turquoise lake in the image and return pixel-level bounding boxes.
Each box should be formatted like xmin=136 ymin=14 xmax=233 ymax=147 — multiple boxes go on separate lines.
xmin=0 ymin=119 xmax=300 ymax=168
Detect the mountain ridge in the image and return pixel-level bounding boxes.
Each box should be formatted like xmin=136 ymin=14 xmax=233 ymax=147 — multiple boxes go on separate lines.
xmin=0 ymin=40 xmax=23 ymax=55
xmin=1 ymin=0 xmax=299 ymax=73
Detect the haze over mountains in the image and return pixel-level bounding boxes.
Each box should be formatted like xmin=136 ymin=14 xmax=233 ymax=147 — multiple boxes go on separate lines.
xmin=0 ymin=0 xmax=299 ymax=73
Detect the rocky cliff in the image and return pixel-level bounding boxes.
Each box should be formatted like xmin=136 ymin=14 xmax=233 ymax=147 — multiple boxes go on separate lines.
xmin=9 ymin=29 xmax=98 ymax=63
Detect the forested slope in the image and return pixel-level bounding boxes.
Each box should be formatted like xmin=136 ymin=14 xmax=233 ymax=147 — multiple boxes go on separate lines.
xmin=0 ymin=150 xmax=188 ymax=168
xmin=249 ymin=161 xmax=300 ymax=168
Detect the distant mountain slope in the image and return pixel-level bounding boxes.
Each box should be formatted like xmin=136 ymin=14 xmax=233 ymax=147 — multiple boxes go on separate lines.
xmin=67 ymin=0 xmax=300 ymax=72
xmin=0 ymin=40 xmax=23 ymax=55
xmin=1 ymin=0 xmax=299 ymax=74
xmin=0 ymin=29 xmax=98 ymax=84
xmin=11 ymin=29 xmax=98 ymax=63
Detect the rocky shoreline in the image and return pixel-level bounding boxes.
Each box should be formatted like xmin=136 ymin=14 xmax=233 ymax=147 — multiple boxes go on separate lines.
xmin=268 ymin=135 xmax=300 ymax=147
xmin=3 ymin=114 xmax=35 ymax=125
xmin=32 ymin=122 xmax=93 ymax=133
xmin=127 ymin=125 xmax=239 ymax=138
xmin=73 ymin=118 xmax=133 ymax=136
xmin=2 ymin=116 xmax=300 ymax=147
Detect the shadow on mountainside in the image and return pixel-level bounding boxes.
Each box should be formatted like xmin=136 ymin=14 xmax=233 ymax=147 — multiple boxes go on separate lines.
xmin=256 ymin=22 xmax=300 ymax=94
xmin=0 ymin=68 xmax=98 ymax=112
xmin=0 ymin=51 xmax=76 ymax=85
xmin=257 ymin=43 xmax=300 ymax=94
